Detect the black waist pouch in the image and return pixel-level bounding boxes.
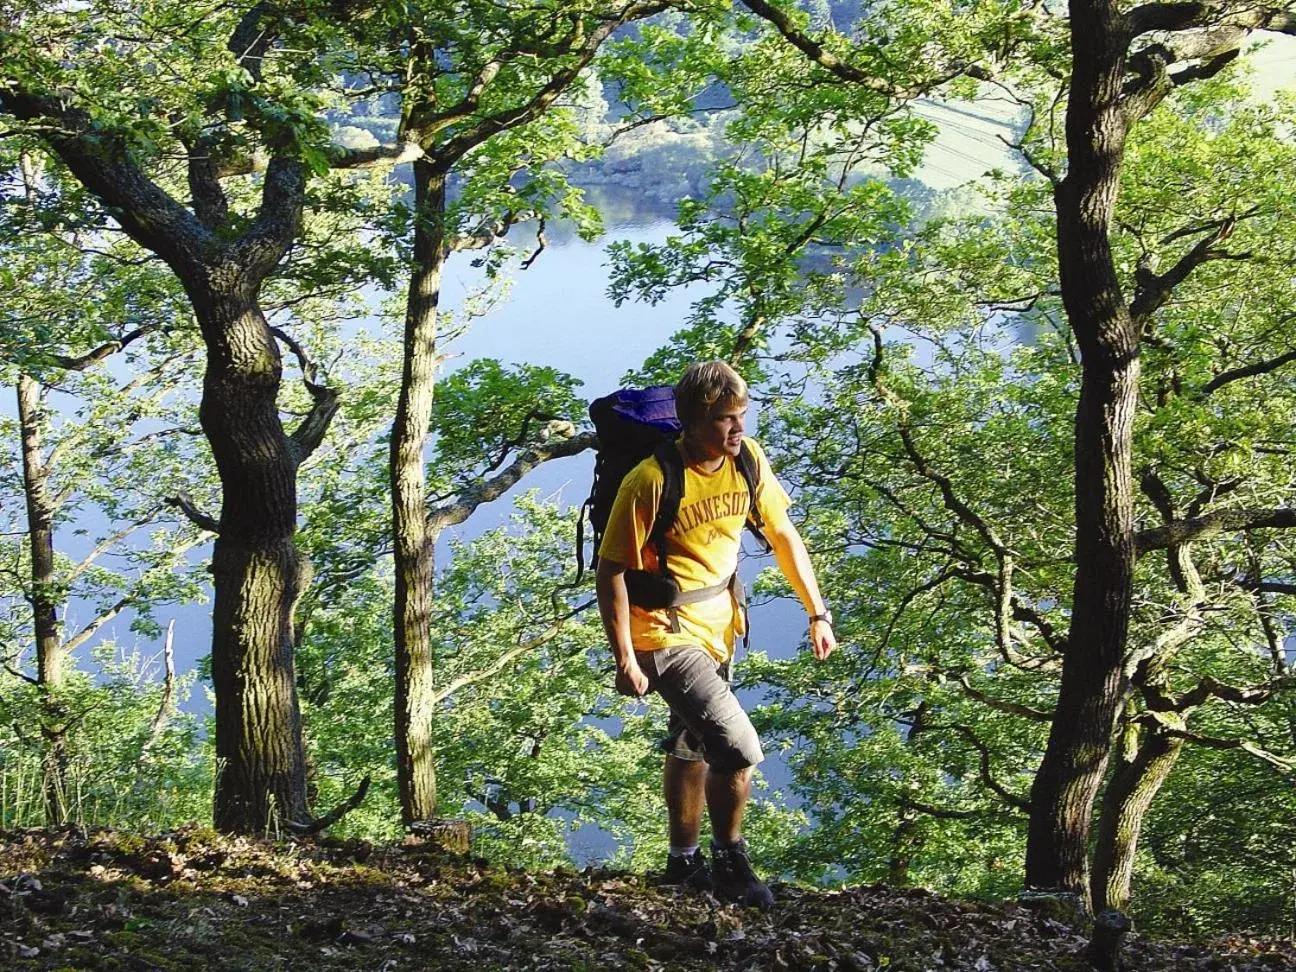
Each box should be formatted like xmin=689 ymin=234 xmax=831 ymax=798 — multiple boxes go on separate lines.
xmin=624 ymin=570 xmax=680 ymax=610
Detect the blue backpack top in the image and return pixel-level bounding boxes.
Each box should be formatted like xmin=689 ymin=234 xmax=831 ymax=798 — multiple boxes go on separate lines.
xmin=578 ymin=385 xmax=767 ymax=612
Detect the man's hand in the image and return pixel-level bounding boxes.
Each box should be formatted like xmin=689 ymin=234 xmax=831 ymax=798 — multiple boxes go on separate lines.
xmin=616 ymin=663 xmax=650 ymax=697
xmin=810 ymin=619 xmax=837 ymax=661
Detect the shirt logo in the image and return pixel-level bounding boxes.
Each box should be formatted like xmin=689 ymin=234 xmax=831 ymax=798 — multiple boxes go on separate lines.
xmin=676 ymin=489 xmax=749 ymax=535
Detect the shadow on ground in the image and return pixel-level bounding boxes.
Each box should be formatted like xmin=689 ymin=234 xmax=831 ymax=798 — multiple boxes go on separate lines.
xmin=2 ymin=828 xmax=1293 ymax=971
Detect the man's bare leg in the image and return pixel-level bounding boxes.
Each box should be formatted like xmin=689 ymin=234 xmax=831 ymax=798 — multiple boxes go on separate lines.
xmin=705 ymin=765 xmax=773 ymax=906
xmin=664 ymin=754 xmax=707 ymax=848
xmin=705 ymin=766 xmax=752 ymax=845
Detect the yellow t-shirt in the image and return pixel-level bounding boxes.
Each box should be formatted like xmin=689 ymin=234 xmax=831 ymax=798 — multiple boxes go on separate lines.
xmin=598 ymin=437 xmax=792 ymax=662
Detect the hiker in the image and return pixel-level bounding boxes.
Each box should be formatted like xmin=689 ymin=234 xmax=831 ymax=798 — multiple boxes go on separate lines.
xmin=595 ymin=360 xmax=837 ymax=908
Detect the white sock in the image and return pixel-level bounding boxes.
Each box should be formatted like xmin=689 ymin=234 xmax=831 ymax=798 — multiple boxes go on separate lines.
xmin=669 ymin=845 xmax=699 ymax=858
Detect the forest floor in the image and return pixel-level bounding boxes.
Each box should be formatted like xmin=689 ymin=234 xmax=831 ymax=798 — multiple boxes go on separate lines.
xmin=2 ymin=827 xmax=1293 ymax=971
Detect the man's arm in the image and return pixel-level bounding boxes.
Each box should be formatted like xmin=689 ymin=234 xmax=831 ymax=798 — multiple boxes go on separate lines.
xmin=596 ymin=557 xmax=650 ymax=695
xmin=764 ymin=516 xmax=838 ymax=660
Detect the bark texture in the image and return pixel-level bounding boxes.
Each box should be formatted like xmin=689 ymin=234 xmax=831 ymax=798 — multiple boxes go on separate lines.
xmin=25 ymin=117 xmax=314 ymax=835
xmin=17 ymin=376 xmax=68 ymax=824
xmin=200 ymin=290 xmax=312 ymax=833
xmin=1091 ymin=723 xmax=1184 ymax=912
xmin=1026 ymin=0 xmax=1138 ymax=903
xmin=391 ymin=161 xmax=448 ymax=824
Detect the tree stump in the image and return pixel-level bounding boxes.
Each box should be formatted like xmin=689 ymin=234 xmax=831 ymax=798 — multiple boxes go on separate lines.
xmin=406 ymin=819 xmax=471 ymax=855
xmin=1087 ymin=909 xmax=1132 ymax=972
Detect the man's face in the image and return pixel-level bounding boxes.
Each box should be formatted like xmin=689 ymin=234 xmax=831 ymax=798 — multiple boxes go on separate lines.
xmin=686 ymin=398 xmax=748 ymax=461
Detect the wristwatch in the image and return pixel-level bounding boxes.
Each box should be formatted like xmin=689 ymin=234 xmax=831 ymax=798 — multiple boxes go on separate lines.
xmin=809 ymin=610 xmax=833 ymax=626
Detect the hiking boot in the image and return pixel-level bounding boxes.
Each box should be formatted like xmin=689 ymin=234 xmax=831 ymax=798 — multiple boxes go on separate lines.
xmin=662 ymin=849 xmax=713 ymax=891
xmin=711 ymin=838 xmax=774 ymax=908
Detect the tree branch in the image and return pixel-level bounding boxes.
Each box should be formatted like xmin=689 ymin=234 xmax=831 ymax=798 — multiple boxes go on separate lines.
xmin=867 ymin=325 xmax=1008 ymax=558
xmin=288 ymin=382 xmax=341 ymax=463
xmin=428 ymin=430 xmax=596 ymax=533
xmin=957 ymin=675 xmax=1054 ymax=722
xmin=144 ymin=620 xmax=176 ymax=748
xmin=1127 ymin=3 xmax=1296 ymax=41
xmin=1136 ymin=508 xmax=1296 ymax=555
xmin=61 ymin=595 xmax=130 ymax=654
xmin=1128 ymin=214 xmax=1240 ymax=326
xmin=182 ymin=131 xmax=230 ymax=231
xmin=228 ymin=1 xmax=278 ymax=83
xmin=0 ymin=90 xmax=209 ymax=271
xmin=739 ymin=0 xmax=985 ymax=95
xmin=3 ymin=661 xmax=39 ymax=686
xmin=165 ymin=494 xmax=220 ymax=534
xmin=1199 ymin=344 xmax=1296 ymax=397
xmin=1123 ymin=8 xmax=1296 ymax=119
xmin=227 ymin=155 xmax=306 ymax=285
xmin=1245 ymin=580 xmax=1296 ymax=596
xmin=1141 ymin=718 xmax=1295 ymax=773
xmin=269 ymin=325 xmax=323 ymax=385
xmin=269 ymin=327 xmax=340 ymax=463
xmin=906 ymin=798 xmax=986 ymax=820
xmin=429 ymin=3 xmax=670 ymax=164
xmin=877 ymin=569 xmax=958 ymax=660
xmin=429 ymin=599 xmax=595 ymax=706
xmin=286 ymin=775 xmax=372 ymax=835
xmin=47 ymin=326 xmax=160 ymax=371
xmin=520 ymin=217 xmax=547 ymax=270
xmin=329 ymin=141 xmax=425 ymax=170
xmin=945 ymin=723 xmax=1032 ymax=811
xmin=1127 ymin=2 xmax=1215 ymax=38
xmin=63 ymin=510 xmax=162 ymax=586
xmin=1171 ymin=673 xmax=1296 ymax=711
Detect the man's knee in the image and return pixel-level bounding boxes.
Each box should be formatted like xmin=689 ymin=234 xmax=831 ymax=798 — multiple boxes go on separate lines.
xmin=703 ymin=721 xmax=764 ymax=773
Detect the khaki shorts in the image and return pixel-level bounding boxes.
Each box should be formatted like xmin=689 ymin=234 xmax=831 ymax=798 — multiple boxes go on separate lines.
xmin=636 ymin=645 xmax=765 ymax=771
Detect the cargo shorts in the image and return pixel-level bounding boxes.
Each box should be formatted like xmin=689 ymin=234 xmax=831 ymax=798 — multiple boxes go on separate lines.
xmin=635 ymin=645 xmax=765 ymax=771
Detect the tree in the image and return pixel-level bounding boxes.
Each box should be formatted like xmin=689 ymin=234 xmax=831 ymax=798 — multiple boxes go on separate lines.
xmin=0 ymin=147 xmax=208 ymax=822
xmin=0 ymin=0 xmax=402 ymax=832
xmin=335 ymin=0 xmax=698 ymax=825
xmin=1023 ymin=0 xmax=1296 ymax=903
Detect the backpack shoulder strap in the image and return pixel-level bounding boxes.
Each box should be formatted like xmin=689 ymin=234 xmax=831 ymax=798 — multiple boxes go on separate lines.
xmin=650 ymin=441 xmax=684 ymax=577
xmin=737 ymin=440 xmax=771 ymax=551
xmin=738 ymin=440 xmax=764 ymax=529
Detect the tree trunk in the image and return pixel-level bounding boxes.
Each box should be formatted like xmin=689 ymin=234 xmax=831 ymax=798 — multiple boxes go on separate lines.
xmin=889 ymin=701 xmax=930 ymax=886
xmin=391 ymin=160 xmax=448 ymax=825
xmin=1091 ymin=723 xmax=1184 ymax=912
xmin=887 ymin=815 xmax=919 ymax=887
xmin=198 ymin=290 xmax=311 ymax=835
xmin=16 ymin=376 xmax=69 ymax=824
xmin=1026 ymin=0 xmax=1138 ymax=905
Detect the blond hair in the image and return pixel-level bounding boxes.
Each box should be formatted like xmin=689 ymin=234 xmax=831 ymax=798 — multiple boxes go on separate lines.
xmin=674 ymin=360 xmax=748 ymax=425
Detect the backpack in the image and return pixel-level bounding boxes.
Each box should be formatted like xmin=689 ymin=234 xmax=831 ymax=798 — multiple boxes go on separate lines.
xmin=577 ymin=385 xmax=769 ymax=634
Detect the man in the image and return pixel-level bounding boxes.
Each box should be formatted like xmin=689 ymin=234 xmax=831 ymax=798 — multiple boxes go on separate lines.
xmin=596 ymin=360 xmax=837 ymax=908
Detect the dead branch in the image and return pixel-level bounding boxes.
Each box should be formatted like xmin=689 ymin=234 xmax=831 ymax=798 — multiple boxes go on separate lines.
xmin=145 ymin=620 xmax=176 ymax=748
xmin=286 ymin=776 xmax=372 ymax=835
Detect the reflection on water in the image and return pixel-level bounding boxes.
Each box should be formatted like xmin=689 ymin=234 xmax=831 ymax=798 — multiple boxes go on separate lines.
xmin=511 ymin=182 xmax=681 ymax=246
xmin=581 ymin=184 xmax=680 ymax=231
